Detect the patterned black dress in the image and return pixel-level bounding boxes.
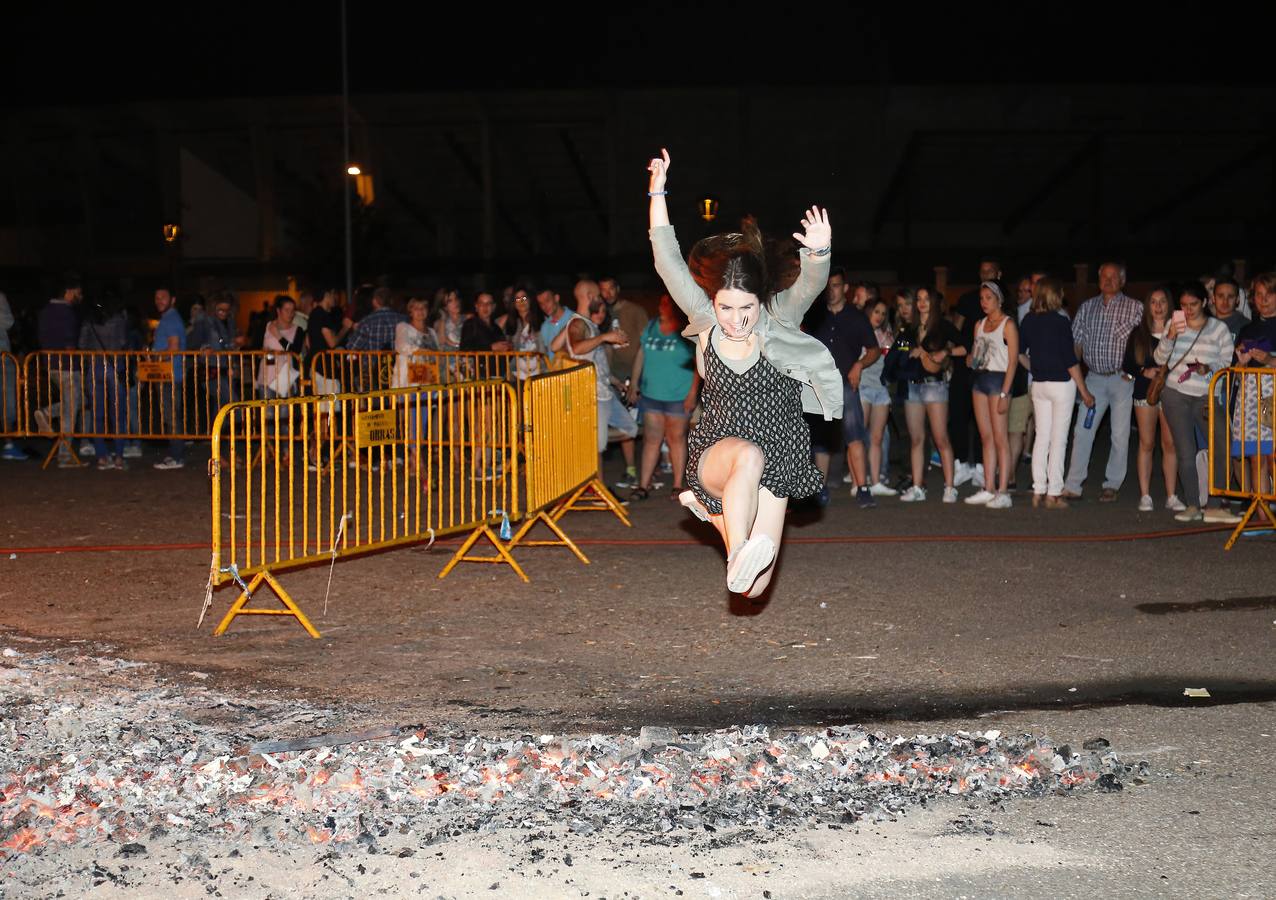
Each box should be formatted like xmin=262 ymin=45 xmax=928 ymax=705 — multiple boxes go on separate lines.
xmin=685 ymin=333 xmax=825 ymax=514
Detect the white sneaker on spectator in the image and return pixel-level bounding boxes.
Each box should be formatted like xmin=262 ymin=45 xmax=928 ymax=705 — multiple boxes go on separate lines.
xmin=33 ymin=410 xmax=53 ymax=433
xmin=964 ymin=489 xmax=995 ymax=505
xmin=153 ymin=457 xmax=185 ymax=470
xmin=841 ymin=471 xmax=854 ymax=484
xmin=1165 ymin=494 xmax=1187 ymax=512
xmin=1137 ymin=495 xmax=1154 ymax=512
xmin=869 ymin=482 xmax=897 ymax=497
xmin=1173 ymin=505 xmax=1202 ymax=522
xmin=113 ymin=456 xmax=128 ymax=471
xmin=79 ymin=441 xmax=95 ymax=457
xmin=96 ymin=456 xmax=113 ymax=471
xmin=942 ymin=486 xmax=959 ymax=503
xmin=986 ymin=492 xmax=1013 ymax=509
xmin=123 ymin=443 xmax=143 ymax=459
xmin=1203 ymin=507 xmax=1242 ymax=524
xmin=953 ymin=461 xmax=973 ymax=487
xmin=899 ymin=485 xmax=927 ymax=502
xmin=971 ymin=463 xmax=985 ymax=489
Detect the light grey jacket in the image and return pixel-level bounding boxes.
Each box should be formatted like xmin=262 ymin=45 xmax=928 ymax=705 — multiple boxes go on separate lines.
xmin=649 ymin=225 xmax=842 ymax=420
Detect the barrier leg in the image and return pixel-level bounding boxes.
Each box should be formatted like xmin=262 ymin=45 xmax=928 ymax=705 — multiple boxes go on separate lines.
xmin=550 ymin=477 xmax=631 ymax=526
xmin=438 ymin=523 xmax=529 ymax=583
xmin=1223 ymin=496 xmax=1276 ymax=551
xmin=506 ymin=510 xmax=589 ymax=564
xmin=213 ymin=570 xmax=321 ymax=638
xmin=41 ymin=436 xmax=83 ymax=469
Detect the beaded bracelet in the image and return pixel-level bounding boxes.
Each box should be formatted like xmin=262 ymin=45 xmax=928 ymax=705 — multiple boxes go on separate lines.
xmin=647 ymin=191 xmax=668 ymax=197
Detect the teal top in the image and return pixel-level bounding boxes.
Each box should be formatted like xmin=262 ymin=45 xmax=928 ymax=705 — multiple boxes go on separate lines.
xmin=638 ymin=319 xmax=695 ymax=401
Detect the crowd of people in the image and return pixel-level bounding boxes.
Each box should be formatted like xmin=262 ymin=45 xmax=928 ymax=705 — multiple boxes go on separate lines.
xmin=1 ymin=262 xmax=1273 ymax=524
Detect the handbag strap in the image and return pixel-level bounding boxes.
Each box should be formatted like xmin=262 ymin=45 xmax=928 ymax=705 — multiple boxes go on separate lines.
xmin=1164 ymin=327 xmax=1205 ymax=373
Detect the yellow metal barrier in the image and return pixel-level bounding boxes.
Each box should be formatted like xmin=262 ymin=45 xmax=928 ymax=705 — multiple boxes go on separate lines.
xmin=1 ymin=351 xmax=21 ymax=438
xmin=205 ymin=379 xmax=521 ymax=635
xmin=22 ymin=350 xmax=303 ymax=466
xmin=1208 ymin=366 xmax=1276 ymax=549
xmin=309 ymin=349 xmax=546 ymax=396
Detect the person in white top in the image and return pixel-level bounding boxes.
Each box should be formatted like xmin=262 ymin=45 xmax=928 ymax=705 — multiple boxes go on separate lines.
xmin=257 ymin=297 xmax=304 ymax=398
xmin=964 ymin=281 xmax=1020 ymax=508
xmin=1154 ymin=282 xmax=1237 ymax=522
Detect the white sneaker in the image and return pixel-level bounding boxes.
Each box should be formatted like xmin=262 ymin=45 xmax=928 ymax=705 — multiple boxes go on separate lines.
xmin=964 ymin=489 xmax=995 ymax=505
xmin=726 ymin=534 xmax=776 ymax=594
xmin=1165 ymin=494 xmax=1187 ymax=512
xmin=986 ymin=492 xmax=1013 ymax=509
xmin=1173 ymin=505 xmax=1202 ymax=522
xmin=953 ymin=461 xmax=973 ymax=487
xmin=123 ymin=443 xmax=143 ymax=459
xmin=841 ymin=471 xmax=855 ymax=484
xmin=679 ymin=490 xmax=711 ymax=523
xmin=899 ymin=485 xmax=927 ymax=502
xmin=971 ymin=463 xmax=985 ymax=489
xmin=1137 ymin=495 xmax=1154 ymax=512
xmin=79 ymin=441 xmax=96 ymax=457
xmin=153 ymin=457 xmax=185 ymax=470
xmin=1202 ymin=507 xmax=1242 ymax=524
xmin=869 ymin=482 xmax=897 ymax=497
xmin=942 ymin=486 xmax=959 ymax=504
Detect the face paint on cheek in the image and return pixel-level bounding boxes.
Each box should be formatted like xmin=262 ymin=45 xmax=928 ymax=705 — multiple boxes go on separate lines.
xmin=741 ymin=314 xmax=749 ymax=333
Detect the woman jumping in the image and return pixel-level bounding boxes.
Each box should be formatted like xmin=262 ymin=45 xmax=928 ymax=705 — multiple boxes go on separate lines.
xmin=647 ymin=149 xmax=842 ymax=597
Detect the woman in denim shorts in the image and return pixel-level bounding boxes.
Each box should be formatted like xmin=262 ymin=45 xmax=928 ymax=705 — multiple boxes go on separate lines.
xmin=627 ymin=295 xmax=700 ymax=500
xmin=859 ymin=297 xmax=896 ymax=495
xmin=901 ymin=287 xmax=963 ymax=502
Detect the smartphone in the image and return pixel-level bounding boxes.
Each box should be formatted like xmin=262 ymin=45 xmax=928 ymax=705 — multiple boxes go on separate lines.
xmin=1172 ymin=310 xmax=1187 ymax=331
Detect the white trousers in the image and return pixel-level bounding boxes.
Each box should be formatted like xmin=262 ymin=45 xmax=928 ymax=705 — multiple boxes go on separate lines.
xmin=1031 ymin=380 xmax=1077 ymax=496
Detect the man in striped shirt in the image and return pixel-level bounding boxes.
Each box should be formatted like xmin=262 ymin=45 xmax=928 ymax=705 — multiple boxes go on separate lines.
xmin=1063 ymin=262 xmax=1143 ymax=501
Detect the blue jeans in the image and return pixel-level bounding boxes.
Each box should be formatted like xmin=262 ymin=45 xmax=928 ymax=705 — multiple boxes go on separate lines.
xmin=91 ymin=363 xmax=127 ymax=458
xmin=159 ymin=387 xmax=186 ymax=462
xmin=1 ymin=354 xmax=17 ymax=435
xmin=1064 ymin=372 xmax=1134 ymax=493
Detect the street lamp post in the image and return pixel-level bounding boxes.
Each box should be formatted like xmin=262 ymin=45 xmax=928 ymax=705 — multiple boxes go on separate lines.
xmin=341 ymin=0 xmax=353 ymax=310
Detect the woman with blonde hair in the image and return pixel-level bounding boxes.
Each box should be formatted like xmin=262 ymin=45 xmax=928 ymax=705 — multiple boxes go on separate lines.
xmin=1018 ymin=278 xmax=1094 ymax=507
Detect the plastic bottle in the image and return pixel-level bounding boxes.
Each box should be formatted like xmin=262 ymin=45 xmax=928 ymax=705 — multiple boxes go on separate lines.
xmin=1084 ymin=405 xmax=1096 ymax=429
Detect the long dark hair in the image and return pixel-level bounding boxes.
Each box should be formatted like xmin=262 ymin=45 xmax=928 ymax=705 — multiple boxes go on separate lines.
xmin=1129 ymin=284 xmax=1176 ymax=366
xmin=687 ymin=216 xmax=798 ymax=311
xmin=504 ymin=288 xmax=543 ymax=336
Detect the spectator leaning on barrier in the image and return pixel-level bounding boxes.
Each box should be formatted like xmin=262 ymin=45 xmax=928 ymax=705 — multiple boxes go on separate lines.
xmin=460 ymin=292 xmax=511 ymax=352
xmin=305 ymin=288 xmax=352 ymax=394
xmin=1062 ymin=262 xmax=1143 ymax=502
xmin=0 ymin=290 xmax=26 ymax=460
xmin=191 ymin=294 xmax=246 ymax=413
xmin=257 ymin=295 xmax=305 ymax=400
xmin=600 ymin=276 xmax=649 ymax=384
xmin=1155 ymin=282 xmax=1237 ymax=523
xmin=504 ymin=288 xmax=545 ymax=380
xmin=1231 ymin=272 xmax=1276 ymax=500
xmin=35 ymin=274 xmax=84 ymax=467
xmin=151 ymin=287 xmax=187 ymax=470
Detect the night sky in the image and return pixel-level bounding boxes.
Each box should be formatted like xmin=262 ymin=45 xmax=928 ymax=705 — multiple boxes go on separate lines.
xmin=7 ymin=5 xmax=1273 ymax=106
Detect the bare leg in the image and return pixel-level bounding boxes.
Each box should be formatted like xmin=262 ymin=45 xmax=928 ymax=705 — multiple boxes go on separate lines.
xmin=743 ymin=488 xmax=789 ymax=598
xmin=813 ymin=449 xmax=830 ymax=483
xmin=1134 ymin=404 xmax=1157 ymax=498
xmin=868 ymin=403 xmax=889 ymax=484
xmin=972 ymin=392 xmax=995 ymax=489
xmin=926 ymin=402 xmax=955 ymax=487
xmin=696 ymin=437 xmax=764 ymax=556
xmin=845 ymin=440 xmax=867 ymax=489
xmin=991 ymin=400 xmax=1011 ymax=493
xmin=639 ymin=411 xmax=665 ymax=489
xmin=665 ymin=415 xmax=689 ymax=489
xmin=905 ymin=402 xmax=927 ymax=486
xmin=1158 ymin=408 xmax=1178 ymax=498
xmin=619 ymin=437 xmax=635 ymax=470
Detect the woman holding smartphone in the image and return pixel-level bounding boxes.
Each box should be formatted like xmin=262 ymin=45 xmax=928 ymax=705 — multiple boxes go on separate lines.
xmin=1155 ymin=283 xmax=1236 ymax=522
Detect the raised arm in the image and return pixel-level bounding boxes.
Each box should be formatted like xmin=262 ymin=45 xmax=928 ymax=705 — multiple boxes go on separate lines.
xmin=772 ymin=206 xmax=832 ymax=324
xmin=647 ymin=149 xmax=714 ymax=323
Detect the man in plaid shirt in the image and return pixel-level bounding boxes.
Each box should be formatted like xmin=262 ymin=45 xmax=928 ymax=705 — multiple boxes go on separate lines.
xmin=1063 ymin=262 xmax=1143 ymax=501
xmin=346 ymin=287 xmax=404 ymax=351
